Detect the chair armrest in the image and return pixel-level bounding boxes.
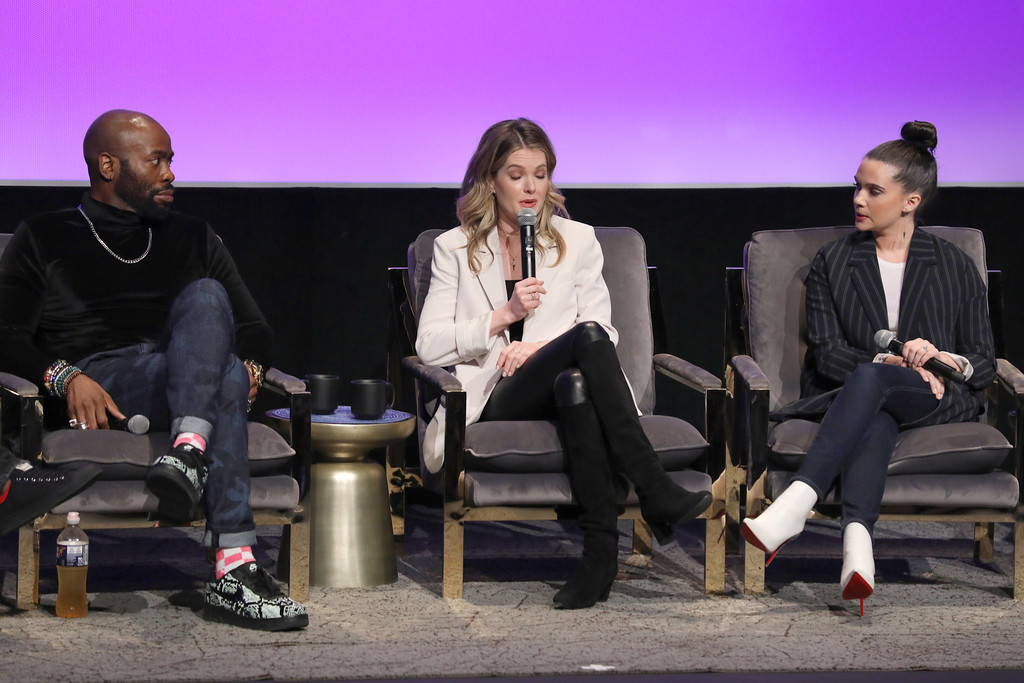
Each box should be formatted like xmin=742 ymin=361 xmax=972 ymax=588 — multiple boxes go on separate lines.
xmin=654 ymin=353 xmax=726 ymax=477
xmin=400 ymin=356 xmax=462 ymax=392
xmin=996 ymin=358 xmax=1024 ymax=396
xmin=730 ymin=354 xmax=770 ymax=392
xmin=728 ymin=354 xmax=772 ymax=485
xmin=994 ymin=359 xmax=1024 ymax=495
xmin=0 ymin=372 xmax=40 ymax=398
xmin=400 ymin=356 xmax=466 ymax=500
xmin=264 ymin=368 xmax=306 ymax=395
xmin=0 ymin=373 xmax=44 ymax=462
xmin=262 ymin=367 xmax=311 ymax=501
xmin=653 ymin=353 xmax=722 ymax=393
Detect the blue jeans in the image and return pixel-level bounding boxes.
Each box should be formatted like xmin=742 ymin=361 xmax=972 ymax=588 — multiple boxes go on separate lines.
xmin=793 ymin=362 xmax=940 ymax=534
xmin=77 ymin=279 xmax=255 ymax=548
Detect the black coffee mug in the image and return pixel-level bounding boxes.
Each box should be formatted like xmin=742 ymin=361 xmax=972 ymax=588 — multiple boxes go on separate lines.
xmin=350 ymin=379 xmax=394 ymax=420
xmin=306 ymin=374 xmax=340 ymax=414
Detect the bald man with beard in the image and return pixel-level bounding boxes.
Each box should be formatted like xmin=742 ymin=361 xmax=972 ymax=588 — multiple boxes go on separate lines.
xmin=0 ymin=110 xmax=307 ymax=631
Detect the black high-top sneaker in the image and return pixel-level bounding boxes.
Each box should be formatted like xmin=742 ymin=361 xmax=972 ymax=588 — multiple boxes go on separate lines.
xmin=203 ymin=561 xmax=309 ymax=631
xmin=0 ymin=464 xmax=103 ymax=537
xmin=145 ymin=443 xmax=209 ymax=523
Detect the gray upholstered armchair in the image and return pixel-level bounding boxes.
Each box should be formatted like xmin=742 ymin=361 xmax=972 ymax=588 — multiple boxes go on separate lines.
xmin=0 ymin=232 xmax=312 ymax=609
xmin=390 ymin=226 xmax=728 ymax=599
xmin=726 ymin=226 xmax=1023 ymax=598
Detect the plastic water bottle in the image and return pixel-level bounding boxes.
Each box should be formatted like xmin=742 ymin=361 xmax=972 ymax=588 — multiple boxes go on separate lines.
xmin=55 ymin=511 xmax=89 ymax=618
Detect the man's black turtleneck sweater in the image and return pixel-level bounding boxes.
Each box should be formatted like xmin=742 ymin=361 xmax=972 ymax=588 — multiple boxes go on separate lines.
xmin=0 ymin=193 xmax=273 ymax=384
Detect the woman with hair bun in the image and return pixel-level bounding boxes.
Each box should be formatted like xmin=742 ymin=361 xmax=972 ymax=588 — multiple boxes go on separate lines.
xmin=416 ymin=118 xmax=711 ymax=610
xmin=741 ymin=121 xmax=996 ymax=613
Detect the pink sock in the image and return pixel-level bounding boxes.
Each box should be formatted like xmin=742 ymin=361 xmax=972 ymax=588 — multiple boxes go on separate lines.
xmin=215 ymin=546 xmax=255 ymax=579
xmin=173 ymin=432 xmax=207 ymax=452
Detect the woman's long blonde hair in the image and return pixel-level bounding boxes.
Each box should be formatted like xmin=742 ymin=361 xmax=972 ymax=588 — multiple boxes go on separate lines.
xmin=456 ymin=118 xmax=568 ymax=274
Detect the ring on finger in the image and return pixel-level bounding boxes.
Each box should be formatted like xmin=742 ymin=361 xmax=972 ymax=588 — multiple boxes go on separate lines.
xmin=68 ymin=418 xmax=78 ymax=428
xmin=76 ymin=421 xmax=88 ymax=430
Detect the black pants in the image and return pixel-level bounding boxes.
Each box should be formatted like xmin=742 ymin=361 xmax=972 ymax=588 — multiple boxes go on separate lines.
xmin=480 ymin=321 xmax=621 ymax=421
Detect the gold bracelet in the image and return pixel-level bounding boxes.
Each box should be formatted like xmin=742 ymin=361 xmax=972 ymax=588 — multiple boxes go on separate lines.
xmin=244 ymin=360 xmax=265 ymax=389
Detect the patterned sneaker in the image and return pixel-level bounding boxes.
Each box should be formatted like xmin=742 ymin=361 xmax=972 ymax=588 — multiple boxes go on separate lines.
xmin=145 ymin=443 xmax=209 ymax=523
xmin=203 ymin=561 xmax=309 ymax=631
xmin=0 ymin=464 xmax=103 ymax=537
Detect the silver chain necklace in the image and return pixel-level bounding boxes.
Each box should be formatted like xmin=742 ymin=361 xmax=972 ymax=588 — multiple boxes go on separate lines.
xmin=77 ymin=205 xmax=152 ymax=264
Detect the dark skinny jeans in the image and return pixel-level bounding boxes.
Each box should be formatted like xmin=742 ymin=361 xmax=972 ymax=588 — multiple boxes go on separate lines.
xmin=793 ymin=362 xmax=940 ymax=534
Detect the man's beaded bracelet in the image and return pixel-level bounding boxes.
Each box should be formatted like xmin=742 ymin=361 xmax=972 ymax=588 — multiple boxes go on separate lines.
xmin=43 ymin=360 xmax=83 ymax=398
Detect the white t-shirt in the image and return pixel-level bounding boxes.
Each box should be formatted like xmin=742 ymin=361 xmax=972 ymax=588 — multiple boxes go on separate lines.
xmin=874 ymin=255 xmax=973 ymax=378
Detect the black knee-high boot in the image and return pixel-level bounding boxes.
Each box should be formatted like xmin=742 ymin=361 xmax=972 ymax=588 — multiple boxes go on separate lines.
xmin=552 ymin=370 xmax=619 ymax=610
xmin=576 ymin=329 xmax=712 ymax=543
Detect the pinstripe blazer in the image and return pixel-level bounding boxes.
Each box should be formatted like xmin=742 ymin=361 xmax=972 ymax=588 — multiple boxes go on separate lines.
xmin=798 ymin=228 xmax=996 ymax=427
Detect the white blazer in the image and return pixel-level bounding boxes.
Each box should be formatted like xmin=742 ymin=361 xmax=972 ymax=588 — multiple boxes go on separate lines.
xmin=415 ymin=215 xmax=617 ymax=473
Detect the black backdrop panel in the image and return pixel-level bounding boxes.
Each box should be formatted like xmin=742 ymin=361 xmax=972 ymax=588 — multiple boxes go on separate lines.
xmin=2 ymin=185 xmax=1020 ymax=427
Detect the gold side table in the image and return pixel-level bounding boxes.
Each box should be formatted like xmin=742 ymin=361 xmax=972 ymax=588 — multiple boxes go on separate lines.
xmin=267 ymin=406 xmax=415 ymax=587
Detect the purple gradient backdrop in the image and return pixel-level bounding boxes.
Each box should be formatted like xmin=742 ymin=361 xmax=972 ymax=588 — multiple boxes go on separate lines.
xmin=2 ymin=1 xmax=1022 ymax=184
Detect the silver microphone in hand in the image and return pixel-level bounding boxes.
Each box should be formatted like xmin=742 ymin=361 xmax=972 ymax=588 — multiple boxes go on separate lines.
xmin=873 ymin=330 xmax=967 ymax=383
xmin=518 ymin=208 xmax=537 ymax=279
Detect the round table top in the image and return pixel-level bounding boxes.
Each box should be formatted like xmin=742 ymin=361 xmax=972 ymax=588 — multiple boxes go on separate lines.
xmin=267 ymin=406 xmax=414 ymax=425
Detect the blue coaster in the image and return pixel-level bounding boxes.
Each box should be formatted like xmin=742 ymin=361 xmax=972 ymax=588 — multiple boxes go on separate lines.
xmin=267 ymin=406 xmax=413 ymax=425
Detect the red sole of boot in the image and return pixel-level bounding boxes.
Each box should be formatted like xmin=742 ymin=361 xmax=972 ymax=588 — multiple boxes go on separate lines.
xmin=741 ymin=522 xmax=789 ymax=566
xmin=841 ymin=571 xmax=873 ymax=600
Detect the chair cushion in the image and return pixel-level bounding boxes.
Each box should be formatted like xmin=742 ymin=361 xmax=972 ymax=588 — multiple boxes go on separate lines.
xmin=768 ymin=419 xmax=1011 ymax=475
xmin=464 ymin=469 xmax=712 ymax=508
xmin=766 ymin=469 xmax=1019 ymax=510
xmin=41 ymin=422 xmax=295 ymax=478
xmin=51 ymin=474 xmax=301 ymax=514
xmin=463 ymin=415 xmax=708 ymax=474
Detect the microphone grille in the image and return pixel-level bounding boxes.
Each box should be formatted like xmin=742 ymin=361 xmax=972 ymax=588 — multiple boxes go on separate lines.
xmin=126 ymin=414 xmax=150 ymax=435
xmin=517 ymin=208 xmax=537 ymax=227
xmin=873 ymin=329 xmax=895 ymax=350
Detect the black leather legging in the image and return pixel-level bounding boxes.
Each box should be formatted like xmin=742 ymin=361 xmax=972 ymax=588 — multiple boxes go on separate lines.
xmin=479 ymin=321 xmax=612 ymax=421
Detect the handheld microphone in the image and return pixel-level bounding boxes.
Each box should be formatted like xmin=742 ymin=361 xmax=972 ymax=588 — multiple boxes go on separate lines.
xmin=110 ymin=414 xmax=151 ymax=435
xmin=518 ymin=208 xmax=537 ymax=279
xmin=873 ymin=330 xmax=967 ymax=383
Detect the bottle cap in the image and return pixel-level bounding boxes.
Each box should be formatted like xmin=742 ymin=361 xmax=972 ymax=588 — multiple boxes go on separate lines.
xmin=66 ymin=511 xmax=80 ymax=524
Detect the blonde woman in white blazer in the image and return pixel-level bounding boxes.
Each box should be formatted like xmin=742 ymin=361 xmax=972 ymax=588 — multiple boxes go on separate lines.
xmin=416 ymin=119 xmax=711 ymax=610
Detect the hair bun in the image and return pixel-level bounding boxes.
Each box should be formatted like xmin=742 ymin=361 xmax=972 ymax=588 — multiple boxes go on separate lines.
xmin=901 ymin=120 xmax=937 ymax=154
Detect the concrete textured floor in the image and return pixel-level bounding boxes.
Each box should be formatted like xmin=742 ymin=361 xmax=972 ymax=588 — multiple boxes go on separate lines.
xmin=1 ymin=503 xmax=1023 ymax=683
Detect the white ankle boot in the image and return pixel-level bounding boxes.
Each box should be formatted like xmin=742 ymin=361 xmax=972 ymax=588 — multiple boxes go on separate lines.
xmin=741 ymin=480 xmax=818 ymax=559
xmin=840 ymin=521 xmax=875 ymax=611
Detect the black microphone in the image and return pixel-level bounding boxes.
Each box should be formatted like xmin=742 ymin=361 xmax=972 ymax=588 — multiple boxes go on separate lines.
xmin=518 ymin=208 xmax=537 ymax=279
xmin=110 ymin=414 xmax=151 ymax=434
xmin=873 ymin=330 xmax=967 ymax=383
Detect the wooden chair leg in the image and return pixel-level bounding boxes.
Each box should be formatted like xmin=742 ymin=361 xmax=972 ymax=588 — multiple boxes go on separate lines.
xmin=287 ymin=514 xmax=310 ymax=602
xmin=713 ymin=461 xmax=743 ymax=556
xmin=442 ymin=507 xmax=465 ymax=600
xmin=16 ymin=525 xmax=39 ymax=610
xmin=631 ymin=519 xmax=653 ymax=558
xmin=743 ymin=475 xmax=767 ymax=595
xmin=974 ymin=521 xmax=996 ymax=563
xmin=278 ymin=523 xmax=292 ymax=584
xmin=1014 ymin=520 xmax=1023 ymax=600
xmin=705 ymin=512 xmax=727 ymax=594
